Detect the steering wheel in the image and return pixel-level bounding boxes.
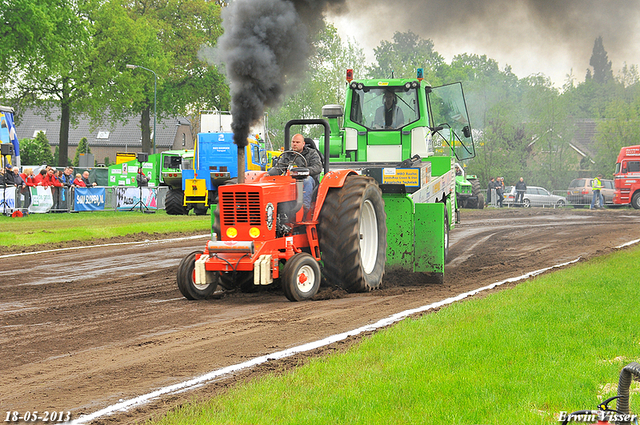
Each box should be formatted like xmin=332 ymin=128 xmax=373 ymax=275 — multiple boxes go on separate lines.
xmin=275 ymin=150 xmax=307 ymax=174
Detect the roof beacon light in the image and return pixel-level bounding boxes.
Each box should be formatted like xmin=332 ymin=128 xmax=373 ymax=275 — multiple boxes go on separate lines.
xmin=346 ymin=69 xmax=354 ymax=82
xmin=417 ymin=68 xmax=424 ymax=81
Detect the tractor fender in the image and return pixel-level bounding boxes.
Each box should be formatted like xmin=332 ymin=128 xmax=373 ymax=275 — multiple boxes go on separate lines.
xmin=312 ymin=169 xmax=359 ymax=221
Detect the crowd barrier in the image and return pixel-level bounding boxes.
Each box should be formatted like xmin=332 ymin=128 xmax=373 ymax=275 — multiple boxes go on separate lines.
xmin=0 ymin=186 xmax=172 ymax=214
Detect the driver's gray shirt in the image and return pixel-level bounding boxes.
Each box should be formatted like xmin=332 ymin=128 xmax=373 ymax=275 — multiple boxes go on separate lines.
xmin=268 ymin=146 xmax=322 ymax=177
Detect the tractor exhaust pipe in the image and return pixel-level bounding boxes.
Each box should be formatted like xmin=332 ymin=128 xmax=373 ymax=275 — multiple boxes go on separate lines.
xmin=616 ymin=362 xmax=640 ymax=423
xmin=237 ymin=146 xmax=245 ymax=184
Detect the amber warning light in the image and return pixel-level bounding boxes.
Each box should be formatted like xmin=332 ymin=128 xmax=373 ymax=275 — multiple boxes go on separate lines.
xmin=346 ymin=69 xmax=354 ymax=82
xmin=417 ymin=68 xmax=424 ymax=81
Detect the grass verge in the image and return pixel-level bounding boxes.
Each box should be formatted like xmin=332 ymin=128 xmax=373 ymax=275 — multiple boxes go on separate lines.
xmin=152 ymin=246 xmax=640 ymax=424
xmin=0 ymin=210 xmax=211 ymax=247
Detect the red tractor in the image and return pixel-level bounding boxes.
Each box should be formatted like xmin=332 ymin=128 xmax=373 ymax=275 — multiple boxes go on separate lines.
xmin=177 ymin=120 xmax=388 ymax=301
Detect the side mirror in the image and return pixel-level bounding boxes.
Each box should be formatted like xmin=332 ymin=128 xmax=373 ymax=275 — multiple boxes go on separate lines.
xmin=462 ymin=125 xmax=471 ymax=138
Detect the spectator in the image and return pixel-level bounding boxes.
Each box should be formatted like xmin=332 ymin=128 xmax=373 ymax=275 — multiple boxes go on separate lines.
xmin=496 ymin=177 xmax=504 ymax=208
xmin=515 ymin=177 xmax=526 ymax=205
xmin=136 ymin=168 xmax=150 ymax=187
xmin=11 ymin=167 xmax=25 ymax=188
xmin=486 ymin=177 xmax=495 ymax=205
xmin=12 ymin=167 xmax=27 ymax=210
xmin=0 ymin=166 xmax=6 ymax=186
xmin=21 ymin=167 xmax=37 ymax=187
xmin=34 ymin=169 xmax=47 ymax=186
xmin=81 ymin=171 xmax=97 ymax=187
xmin=3 ymin=164 xmax=15 ymax=186
xmin=73 ymin=173 xmax=86 ymax=187
xmin=59 ymin=167 xmax=74 ymax=187
xmin=44 ymin=168 xmax=63 ymax=210
xmin=43 ymin=168 xmax=62 ymax=187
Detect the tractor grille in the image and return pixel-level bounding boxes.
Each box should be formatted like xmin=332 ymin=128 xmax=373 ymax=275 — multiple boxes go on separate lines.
xmin=221 ymin=191 xmax=262 ymax=226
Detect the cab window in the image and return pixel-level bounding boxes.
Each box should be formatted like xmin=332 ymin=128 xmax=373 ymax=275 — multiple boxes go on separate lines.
xmin=627 ymin=160 xmax=640 ymax=172
xmin=350 ymin=87 xmax=419 ymax=130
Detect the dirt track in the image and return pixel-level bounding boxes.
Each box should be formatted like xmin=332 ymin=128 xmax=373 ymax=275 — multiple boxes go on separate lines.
xmin=2 ymin=207 xmax=640 ymax=424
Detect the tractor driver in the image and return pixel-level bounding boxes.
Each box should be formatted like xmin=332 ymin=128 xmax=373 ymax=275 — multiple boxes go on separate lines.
xmin=373 ymin=89 xmax=405 ymax=129
xmin=268 ymin=133 xmax=322 ymax=212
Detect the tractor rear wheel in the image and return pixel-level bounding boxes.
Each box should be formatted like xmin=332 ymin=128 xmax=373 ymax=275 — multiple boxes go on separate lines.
xmin=177 ymin=251 xmax=217 ymax=300
xmin=319 ymin=176 xmax=387 ymax=292
xmin=165 ymin=188 xmax=188 ymax=215
xmin=470 ymin=179 xmax=484 ymax=209
xmin=282 ymin=253 xmax=321 ymax=301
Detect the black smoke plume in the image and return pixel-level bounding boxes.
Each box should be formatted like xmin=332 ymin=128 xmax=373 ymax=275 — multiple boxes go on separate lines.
xmin=218 ymin=0 xmax=346 ymax=147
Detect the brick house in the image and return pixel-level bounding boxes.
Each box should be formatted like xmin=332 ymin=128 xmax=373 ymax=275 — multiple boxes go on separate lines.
xmin=14 ymin=107 xmax=195 ymax=165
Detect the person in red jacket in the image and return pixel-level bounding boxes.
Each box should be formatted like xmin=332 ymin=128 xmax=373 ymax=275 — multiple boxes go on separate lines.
xmin=20 ymin=167 xmax=37 ymax=187
xmin=73 ymin=173 xmax=86 ymax=187
xmin=34 ymin=169 xmax=47 ymax=186
xmin=43 ymin=168 xmax=63 ymax=210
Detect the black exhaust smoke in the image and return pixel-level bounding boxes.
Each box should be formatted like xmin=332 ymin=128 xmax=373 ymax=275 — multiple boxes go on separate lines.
xmin=218 ymin=0 xmax=346 ymax=148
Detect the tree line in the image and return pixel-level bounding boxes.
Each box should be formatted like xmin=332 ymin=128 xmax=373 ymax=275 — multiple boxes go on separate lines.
xmin=2 ymin=2 xmax=638 ymax=190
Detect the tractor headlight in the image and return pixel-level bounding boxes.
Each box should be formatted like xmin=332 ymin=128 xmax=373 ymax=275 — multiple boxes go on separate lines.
xmin=249 ymin=227 xmax=260 ymax=238
xmin=226 ymin=227 xmax=238 ymax=239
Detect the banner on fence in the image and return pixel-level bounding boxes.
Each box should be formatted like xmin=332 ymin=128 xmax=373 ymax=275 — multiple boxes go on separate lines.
xmin=115 ymin=187 xmax=158 ymax=210
xmin=28 ymin=187 xmax=53 ymax=213
xmin=0 ymin=186 xmax=16 ymax=212
xmin=74 ymin=187 xmax=106 ymax=211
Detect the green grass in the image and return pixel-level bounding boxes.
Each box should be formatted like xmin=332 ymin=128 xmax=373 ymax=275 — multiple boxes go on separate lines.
xmin=0 ymin=210 xmax=211 ymax=247
xmin=152 ymin=247 xmax=640 ymax=425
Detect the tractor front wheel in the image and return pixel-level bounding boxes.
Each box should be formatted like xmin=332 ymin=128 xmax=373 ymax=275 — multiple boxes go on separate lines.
xmin=319 ymin=176 xmax=387 ymax=292
xmin=177 ymin=251 xmax=217 ymax=300
xmin=282 ymin=253 xmax=321 ymax=301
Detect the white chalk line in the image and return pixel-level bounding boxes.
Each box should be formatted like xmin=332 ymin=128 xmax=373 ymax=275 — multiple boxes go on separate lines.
xmin=0 ymin=234 xmax=210 ymax=259
xmin=70 ymin=256 xmax=595 ymax=424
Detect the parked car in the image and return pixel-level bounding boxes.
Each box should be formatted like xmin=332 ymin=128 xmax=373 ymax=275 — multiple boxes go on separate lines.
xmin=566 ymin=178 xmax=614 ymax=207
xmin=503 ymin=185 xmax=567 ymax=208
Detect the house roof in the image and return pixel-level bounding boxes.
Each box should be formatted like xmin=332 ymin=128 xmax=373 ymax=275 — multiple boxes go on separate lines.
xmin=571 ymin=119 xmax=597 ymax=158
xmin=14 ymin=107 xmax=189 ymax=148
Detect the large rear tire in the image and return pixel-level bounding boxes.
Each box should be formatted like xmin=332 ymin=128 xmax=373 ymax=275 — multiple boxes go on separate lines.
xmin=471 ymin=179 xmax=484 ymax=209
xmin=165 ymin=188 xmax=188 ymax=215
xmin=282 ymin=253 xmax=321 ymax=301
xmin=177 ymin=251 xmax=217 ymax=300
xmin=318 ymin=176 xmax=387 ymax=292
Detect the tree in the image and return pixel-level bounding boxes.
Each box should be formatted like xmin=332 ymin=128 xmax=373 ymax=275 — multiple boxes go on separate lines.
xmin=522 ymin=77 xmax=575 ymax=190
xmin=0 ymin=0 xmax=96 ymax=168
xmin=589 ymin=36 xmax=613 ymax=84
xmin=593 ymin=96 xmax=640 ymax=178
xmin=19 ymin=132 xmax=54 ymax=166
xmin=90 ymin=0 xmax=228 ymax=154
xmin=367 ymin=31 xmax=443 ymax=80
xmin=72 ymin=137 xmax=92 ymax=167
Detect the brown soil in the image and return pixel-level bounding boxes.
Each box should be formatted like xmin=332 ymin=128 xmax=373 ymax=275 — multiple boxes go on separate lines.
xmin=2 ymin=207 xmax=640 ymax=424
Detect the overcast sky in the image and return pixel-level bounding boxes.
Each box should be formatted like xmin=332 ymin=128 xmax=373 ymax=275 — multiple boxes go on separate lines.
xmin=326 ymin=0 xmax=640 ymax=87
